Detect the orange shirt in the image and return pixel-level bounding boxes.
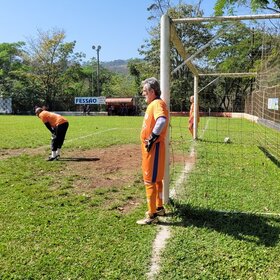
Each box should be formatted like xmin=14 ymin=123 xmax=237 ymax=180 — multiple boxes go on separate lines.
xmin=38 ymin=111 xmax=68 ymax=128
xmin=141 ymin=98 xmax=168 ymax=183
xmin=141 ymin=98 xmax=168 ymax=143
xmin=189 ymin=103 xmax=200 ymax=124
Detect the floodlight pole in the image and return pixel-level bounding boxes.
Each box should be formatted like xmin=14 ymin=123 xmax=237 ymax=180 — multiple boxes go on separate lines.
xmin=92 ymin=45 xmax=101 ymax=96
xmin=160 ymin=14 xmax=170 ymax=204
xmin=91 ymin=57 xmax=94 ymax=96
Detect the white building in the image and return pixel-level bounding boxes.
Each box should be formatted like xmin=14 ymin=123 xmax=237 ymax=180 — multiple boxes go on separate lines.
xmin=0 ymin=97 xmax=12 ymax=114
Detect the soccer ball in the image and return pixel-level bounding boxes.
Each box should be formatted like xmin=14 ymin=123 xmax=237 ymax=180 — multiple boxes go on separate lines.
xmin=224 ymin=137 xmax=231 ymax=143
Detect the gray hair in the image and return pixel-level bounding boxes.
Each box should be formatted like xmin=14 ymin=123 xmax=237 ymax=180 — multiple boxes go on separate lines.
xmin=141 ymin=77 xmax=161 ymax=97
xmin=35 ymin=107 xmax=43 ymax=115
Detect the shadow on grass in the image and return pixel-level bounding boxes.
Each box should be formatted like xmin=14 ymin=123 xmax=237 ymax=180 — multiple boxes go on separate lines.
xmin=258 ymin=146 xmax=280 ymax=167
xmin=164 ymin=203 xmax=280 ymax=247
xmin=59 ymin=157 xmax=100 ymax=162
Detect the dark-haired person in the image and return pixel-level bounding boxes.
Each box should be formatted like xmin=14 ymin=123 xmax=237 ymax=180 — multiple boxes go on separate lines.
xmin=35 ymin=107 xmax=69 ymax=161
xmin=137 ymin=77 xmax=169 ymax=225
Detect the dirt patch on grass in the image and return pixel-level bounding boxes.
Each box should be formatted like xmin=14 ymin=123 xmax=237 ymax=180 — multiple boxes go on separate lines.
xmin=60 ymin=144 xmax=142 ymax=190
xmin=1 ymin=143 xmax=186 ymax=191
xmin=1 ymin=144 xmax=187 ymax=213
xmin=0 ymin=146 xmax=47 ymax=160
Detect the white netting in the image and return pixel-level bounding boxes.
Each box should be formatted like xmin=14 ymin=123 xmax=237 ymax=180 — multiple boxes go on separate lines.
xmin=167 ymin=15 xmax=280 ymax=213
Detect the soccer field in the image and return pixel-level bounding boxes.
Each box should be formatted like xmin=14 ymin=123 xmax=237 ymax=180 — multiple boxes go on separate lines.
xmin=1 ymin=115 xmax=280 ymax=279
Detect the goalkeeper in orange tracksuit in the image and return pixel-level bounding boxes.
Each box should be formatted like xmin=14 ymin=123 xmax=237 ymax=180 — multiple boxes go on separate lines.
xmin=188 ymin=95 xmax=199 ymax=138
xmin=137 ymin=77 xmax=169 ymax=225
xmin=35 ymin=107 xmax=69 ymax=161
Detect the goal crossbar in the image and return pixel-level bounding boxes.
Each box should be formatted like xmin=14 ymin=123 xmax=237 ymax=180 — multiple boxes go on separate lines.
xmin=199 ymin=72 xmax=257 ymax=77
xmin=172 ymin=13 xmax=280 ymax=23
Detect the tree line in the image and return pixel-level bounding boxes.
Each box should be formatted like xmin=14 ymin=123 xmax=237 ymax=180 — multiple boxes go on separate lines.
xmin=0 ymin=0 xmax=279 ymax=114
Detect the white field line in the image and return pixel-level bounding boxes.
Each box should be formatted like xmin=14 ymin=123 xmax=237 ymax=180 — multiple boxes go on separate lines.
xmin=147 ymin=116 xmax=280 ymax=278
xmin=65 ymin=128 xmax=118 ymax=143
xmin=147 ymin=148 xmax=196 ymax=280
xmin=1 ymin=128 xmax=135 ymax=160
xmin=147 ymin=119 xmax=211 ymax=280
xmin=146 ymin=225 xmax=171 ymax=280
xmin=37 ymin=128 xmax=119 ymax=150
xmin=46 ymin=127 xmax=138 ymax=146
xmin=40 ymin=127 xmax=139 ymax=149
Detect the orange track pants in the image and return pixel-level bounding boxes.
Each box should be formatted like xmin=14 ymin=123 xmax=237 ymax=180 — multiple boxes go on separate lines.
xmin=145 ymin=181 xmax=163 ymax=215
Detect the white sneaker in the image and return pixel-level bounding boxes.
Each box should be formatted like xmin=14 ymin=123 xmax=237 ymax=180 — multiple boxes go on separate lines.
xmin=136 ymin=214 xmax=158 ymax=225
xmin=47 ymin=156 xmax=58 ymax=161
xmin=145 ymin=207 xmax=166 ymax=217
xmin=156 ymin=207 xmax=166 ymax=216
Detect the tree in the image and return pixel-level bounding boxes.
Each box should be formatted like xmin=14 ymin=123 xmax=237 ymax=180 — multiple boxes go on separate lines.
xmin=22 ymin=28 xmax=84 ymax=110
xmin=128 ymin=58 xmax=155 ymax=94
xmin=139 ymin=0 xmax=280 ymax=112
xmin=214 ymin=0 xmax=280 ymax=15
xmin=0 ymin=42 xmax=32 ymax=112
xmin=0 ymin=42 xmax=25 ymax=96
xmin=138 ymin=1 xmax=214 ymax=111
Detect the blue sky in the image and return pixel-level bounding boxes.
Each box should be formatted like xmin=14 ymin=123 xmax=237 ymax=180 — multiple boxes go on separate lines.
xmin=0 ymin=0 xmax=247 ymax=62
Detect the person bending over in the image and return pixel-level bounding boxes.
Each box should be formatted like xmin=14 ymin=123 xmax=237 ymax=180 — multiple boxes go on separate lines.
xmin=35 ymin=107 xmax=69 ymax=161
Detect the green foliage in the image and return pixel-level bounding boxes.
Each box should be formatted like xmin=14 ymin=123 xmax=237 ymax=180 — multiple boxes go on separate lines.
xmin=0 ymin=42 xmax=26 ymax=99
xmin=103 ymin=72 xmax=137 ymax=97
xmin=214 ymin=0 xmax=228 ymax=15
xmin=22 ymin=29 xmax=85 ymax=110
xmin=128 ymin=58 xmax=156 ymax=95
xmin=214 ymin=0 xmax=280 ymax=15
xmin=140 ymin=2 xmax=214 ymax=111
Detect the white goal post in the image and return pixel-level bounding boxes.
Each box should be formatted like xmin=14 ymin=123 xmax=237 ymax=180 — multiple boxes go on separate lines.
xmin=160 ymin=12 xmax=280 ymax=204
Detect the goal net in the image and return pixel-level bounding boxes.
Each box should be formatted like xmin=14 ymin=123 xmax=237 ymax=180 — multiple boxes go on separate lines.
xmin=245 ymin=43 xmax=280 ymax=161
xmin=161 ymin=13 xmax=280 ymax=213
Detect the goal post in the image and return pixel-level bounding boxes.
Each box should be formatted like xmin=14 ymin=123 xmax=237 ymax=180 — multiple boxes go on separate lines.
xmin=160 ymin=14 xmax=171 ymax=204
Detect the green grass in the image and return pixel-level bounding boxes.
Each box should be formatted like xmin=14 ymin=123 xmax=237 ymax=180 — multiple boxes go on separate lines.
xmin=0 ymin=155 xmax=156 ymax=279
xmin=1 ymin=115 xmax=280 ymax=279
xmin=0 ymin=115 xmax=142 ymax=149
xmin=159 ymin=117 xmax=280 ymax=279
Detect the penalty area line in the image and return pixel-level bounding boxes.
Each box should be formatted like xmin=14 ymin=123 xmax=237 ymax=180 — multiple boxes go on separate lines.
xmin=37 ymin=128 xmax=119 ymax=150
xmin=66 ymin=127 xmax=138 ymax=143
xmin=65 ymin=128 xmax=118 ymax=143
